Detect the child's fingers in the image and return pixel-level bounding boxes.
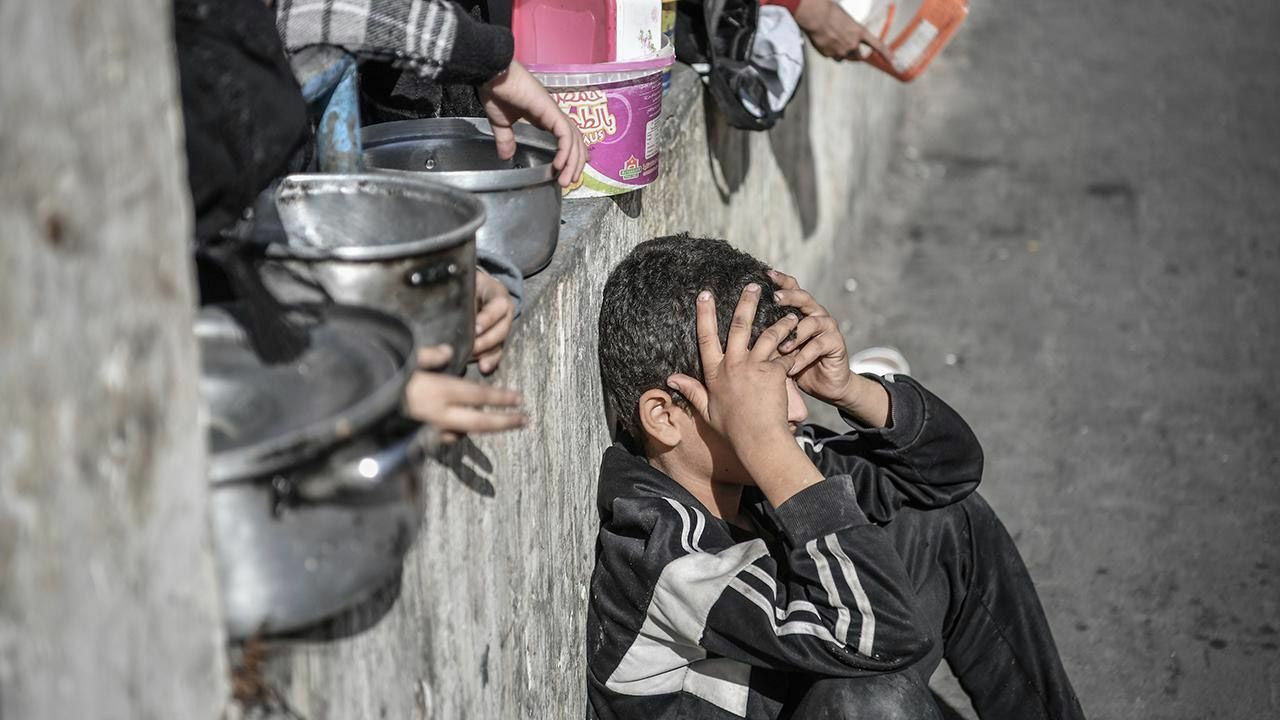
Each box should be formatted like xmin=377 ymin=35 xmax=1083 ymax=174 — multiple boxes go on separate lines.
xmin=435 ymin=374 xmax=522 ymax=407
xmin=416 ymin=344 xmax=454 ymax=370
xmin=767 ymin=268 xmax=800 ymax=290
xmin=492 ymin=123 xmax=517 ymax=161
xmin=751 ymin=313 xmax=799 ymax=361
xmin=726 ymin=284 xmax=761 ymax=356
xmin=552 ymin=121 xmax=571 ymax=172
xmin=774 ymin=287 xmax=826 ymax=317
xmin=787 ymin=337 xmax=830 ymax=378
xmin=437 ymin=406 xmax=529 ymax=434
xmin=473 ymin=315 xmax=513 ymax=358
xmin=475 ymin=295 xmax=511 ymax=331
xmin=666 ymin=373 xmax=710 ymax=417
xmin=476 ymin=348 xmax=504 ymax=375
xmin=779 ymin=315 xmax=830 ymax=353
xmin=693 ymin=291 xmax=724 ymax=371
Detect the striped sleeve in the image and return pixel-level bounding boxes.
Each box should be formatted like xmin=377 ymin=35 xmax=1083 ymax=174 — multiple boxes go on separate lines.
xmin=604 ymin=481 xmax=931 ymax=701
xmin=276 ymin=0 xmax=514 ymax=83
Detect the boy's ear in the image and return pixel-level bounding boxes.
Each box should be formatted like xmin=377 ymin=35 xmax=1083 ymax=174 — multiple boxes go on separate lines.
xmin=637 ymin=388 xmax=685 ymax=450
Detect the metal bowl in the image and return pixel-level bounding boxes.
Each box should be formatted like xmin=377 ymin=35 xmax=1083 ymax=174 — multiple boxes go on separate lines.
xmin=262 ymin=172 xmax=486 ymax=375
xmin=363 ymin=118 xmax=562 ymax=276
xmin=200 ymin=304 xmax=427 ymax=638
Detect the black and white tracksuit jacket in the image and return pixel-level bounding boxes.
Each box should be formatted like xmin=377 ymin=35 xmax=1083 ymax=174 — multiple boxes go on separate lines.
xmin=585 ymin=374 xmax=985 ymax=720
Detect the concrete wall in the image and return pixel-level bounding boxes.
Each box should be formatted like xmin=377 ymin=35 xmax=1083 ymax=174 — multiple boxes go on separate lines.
xmin=0 ymin=1 xmax=229 ymax=718
xmin=270 ymin=60 xmax=903 ymax=719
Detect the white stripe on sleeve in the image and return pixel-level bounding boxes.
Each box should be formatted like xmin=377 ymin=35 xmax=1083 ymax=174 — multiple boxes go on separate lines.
xmin=728 ymin=577 xmax=840 ymax=644
xmin=806 ymin=538 xmax=851 ymax=644
xmin=825 ymin=533 xmax=877 ymax=657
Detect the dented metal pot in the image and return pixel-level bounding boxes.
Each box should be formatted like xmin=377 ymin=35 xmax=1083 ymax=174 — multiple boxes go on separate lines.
xmin=200 ymin=304 xmax=426 ymax=638
xmin=261 ymin=173 xmax=486 ymax=375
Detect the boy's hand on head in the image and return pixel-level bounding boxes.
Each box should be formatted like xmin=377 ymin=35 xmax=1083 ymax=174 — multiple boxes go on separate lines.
xmin=666 ymin=284 xmax=800 ymax=448
xmin=770 ymin=270 xmax=891 ymax=427
xmin=667 ymin=285 xmax=823 ymax=507
xmin=769 ymin=270 xmax=855 ymax=404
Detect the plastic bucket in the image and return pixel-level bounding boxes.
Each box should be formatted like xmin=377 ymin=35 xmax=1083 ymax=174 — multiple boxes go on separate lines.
xmin=530 ymin=47 xmax=675 ymax=199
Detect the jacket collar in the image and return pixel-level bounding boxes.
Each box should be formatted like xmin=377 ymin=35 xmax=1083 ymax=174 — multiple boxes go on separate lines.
xmin=596 ymin=444 xmax=712 ymax=521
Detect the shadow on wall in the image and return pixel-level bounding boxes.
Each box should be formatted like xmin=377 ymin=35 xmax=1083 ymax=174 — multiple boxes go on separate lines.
xmin=610 ymin=188 xmax=645 ymax=218
xmin=434 ymin=436 xmax=497 ymax=498
xmin=704 ymin=91 xmax=753 ymax=199
xmin=767 ymin=72 xmax=819 ymax=239
xmin=703 ymin=73 xmax=820 ymax=239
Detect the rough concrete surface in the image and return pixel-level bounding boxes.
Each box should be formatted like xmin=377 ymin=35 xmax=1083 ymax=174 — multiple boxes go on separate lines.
xmin=814 ymin=0 xmax=1280 ymax=718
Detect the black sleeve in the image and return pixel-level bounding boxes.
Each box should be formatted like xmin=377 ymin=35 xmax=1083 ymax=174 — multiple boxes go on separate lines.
xmin=798 ymin=374 xmax=984 ymax=524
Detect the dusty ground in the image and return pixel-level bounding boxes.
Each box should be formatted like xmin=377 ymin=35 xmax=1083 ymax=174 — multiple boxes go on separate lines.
xmin=811 ymin=0 xmax=1280 ymax=717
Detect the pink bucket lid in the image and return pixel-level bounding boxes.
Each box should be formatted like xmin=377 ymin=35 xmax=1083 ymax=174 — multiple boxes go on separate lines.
xmin=526 ymin=45 xmax=675 ymax=75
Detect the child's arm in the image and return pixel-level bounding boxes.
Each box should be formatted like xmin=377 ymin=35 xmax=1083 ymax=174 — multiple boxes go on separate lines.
xmin=798 ymin=373 xmax=984 ymax=522
xmin=770 ymin=270 xmax=983 ymax=518
xmin=601 ymin=485 xmax=933 ymax=689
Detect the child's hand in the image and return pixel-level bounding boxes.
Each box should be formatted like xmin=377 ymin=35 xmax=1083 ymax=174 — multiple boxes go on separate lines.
xmin=404 ymin=345 xmax=527 ymax=443
xmin=771 ymin=270 xmax=891 ymax=427
xmin=473 ymin=270 xmax=515 ymax=375
xmin=479 ymin=60 xmax=587 ymax=188
xmin=666 ymin=284 xmax=801 ymax=451
xmin=769 ymin=270 xmax=856 ymax=404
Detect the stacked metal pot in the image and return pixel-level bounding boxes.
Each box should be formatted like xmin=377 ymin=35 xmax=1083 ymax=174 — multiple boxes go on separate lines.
xmin=201 ymin=121 xmax=563 ymax=639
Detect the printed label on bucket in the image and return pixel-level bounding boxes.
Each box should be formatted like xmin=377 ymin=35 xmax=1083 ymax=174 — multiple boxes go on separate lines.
xmin=549 ymin=74 xmax=665 ymax=198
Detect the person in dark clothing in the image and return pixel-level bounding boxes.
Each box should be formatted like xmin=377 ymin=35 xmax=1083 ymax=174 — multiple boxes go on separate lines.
xmin=588 ymin=235 xmax=1085 ymax=719
xmin=175 ymin=0 xmax=312 ymax=245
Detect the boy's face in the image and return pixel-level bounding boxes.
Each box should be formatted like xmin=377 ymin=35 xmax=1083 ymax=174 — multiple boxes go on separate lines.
xmin=670 ymin=376 xmax=810 ymax=486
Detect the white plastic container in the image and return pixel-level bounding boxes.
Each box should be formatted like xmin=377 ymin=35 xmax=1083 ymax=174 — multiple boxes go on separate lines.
xmin=614 ymin=0 xmax=662 ymax=60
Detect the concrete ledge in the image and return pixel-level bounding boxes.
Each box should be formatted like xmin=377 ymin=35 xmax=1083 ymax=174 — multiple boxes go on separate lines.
xmin=269 ymin=58 xmax=903 ymax=719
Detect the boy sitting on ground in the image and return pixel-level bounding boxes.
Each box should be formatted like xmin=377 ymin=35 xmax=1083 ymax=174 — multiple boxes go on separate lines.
xmin=587 ymin=235 xmax=1085 ymax=719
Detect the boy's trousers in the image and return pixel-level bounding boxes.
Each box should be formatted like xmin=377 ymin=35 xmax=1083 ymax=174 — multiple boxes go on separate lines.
xmin=784 ymin=492 xmax=1087 ymax=720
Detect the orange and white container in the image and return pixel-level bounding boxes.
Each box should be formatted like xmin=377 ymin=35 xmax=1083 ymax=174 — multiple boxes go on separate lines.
xmin=840 ymin=0 xmax=969 ymax=82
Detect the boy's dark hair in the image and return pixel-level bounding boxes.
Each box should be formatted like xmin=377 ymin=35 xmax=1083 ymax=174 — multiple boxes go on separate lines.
xmin=598 ymin=234 xmax=789 ymax=446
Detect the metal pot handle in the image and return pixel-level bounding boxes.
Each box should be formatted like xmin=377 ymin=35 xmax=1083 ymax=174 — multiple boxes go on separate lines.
xmin=294 ymin=429 xmax=426 ymax=501
xmin=404 ymin=259 xmax=461 ymax=289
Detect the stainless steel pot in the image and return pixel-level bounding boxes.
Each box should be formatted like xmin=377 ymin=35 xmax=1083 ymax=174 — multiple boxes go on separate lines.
xmin=200 ymin=304 xmax=426 ymax=638
xmin=362 ymin=118 xmax=562 ymax=276
xmin=261 ymin=173 xmax=486 ymax=375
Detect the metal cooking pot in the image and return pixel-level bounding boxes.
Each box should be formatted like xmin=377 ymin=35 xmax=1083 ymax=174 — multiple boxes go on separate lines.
xmin=261 ymin=173 xmax=486 ymax=375
xmin=200 ymin=304 xmax=426 ymax=638
xmin=363 ymin=118 xmax=562 ymax=276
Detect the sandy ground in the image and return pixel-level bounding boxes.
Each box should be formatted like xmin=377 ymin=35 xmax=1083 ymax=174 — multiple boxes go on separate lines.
xmin=807 ymin=0 xmax=1280 ymax=717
